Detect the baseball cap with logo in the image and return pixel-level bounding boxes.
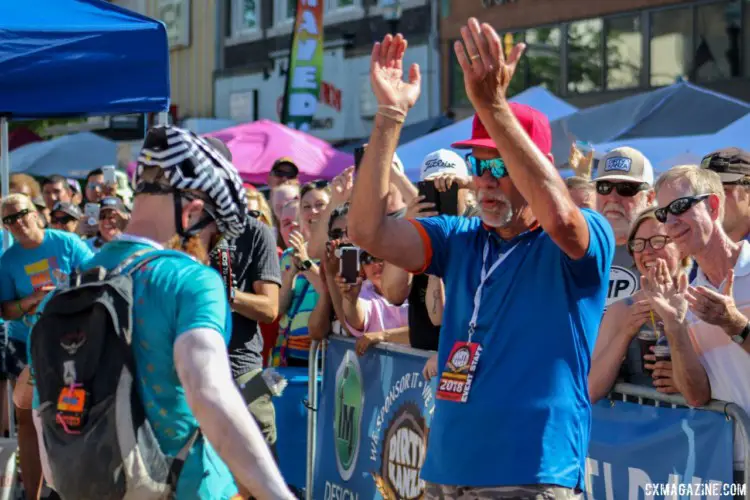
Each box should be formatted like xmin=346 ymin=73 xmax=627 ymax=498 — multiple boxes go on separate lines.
xmin=270 ymin=157 xmax=299 ymax=178
xmin=419 ymin=149 xmax=469 ymax=181
xmin=451 ymin=103 xmax=552 ymax=155
xmin=100 ymin=196 xmax=128 ymax=214
xmin=594 ymin=147 xmax=654 ymax=185
xmin=700 ymin=147 xmax=750 ymax=183
xmin=51 ymin=202 xmax=82 ymax=220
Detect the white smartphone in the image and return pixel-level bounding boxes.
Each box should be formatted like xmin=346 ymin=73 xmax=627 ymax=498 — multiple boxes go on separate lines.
xmin=84 ymin=203 xmax=100 ymax=227
xmin=102 ymin=166 xmax=116 ymax=185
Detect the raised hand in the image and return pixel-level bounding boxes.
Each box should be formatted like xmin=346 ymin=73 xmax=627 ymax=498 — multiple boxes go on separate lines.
xmin=330 ymin=167 xmax=354 ymax=207
xmin=453 ymin=18 xmax=526 ymax=110
xmin=641 ymin=260 xmax=689 ymax=326
xmin=370 ymin=34 xmax=421 ymax=114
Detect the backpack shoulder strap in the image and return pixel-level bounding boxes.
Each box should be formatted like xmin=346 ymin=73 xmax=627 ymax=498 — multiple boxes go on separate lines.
xmin=109 ymin=249 xmax=198 ymax=279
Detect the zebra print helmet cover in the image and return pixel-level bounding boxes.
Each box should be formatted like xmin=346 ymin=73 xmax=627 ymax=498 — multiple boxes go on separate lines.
xmin=136 ymin=125 xmax=247 ymax=239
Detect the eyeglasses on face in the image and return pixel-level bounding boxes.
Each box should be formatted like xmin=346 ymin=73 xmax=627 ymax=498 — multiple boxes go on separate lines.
xmin=654 ymin=194 xmax=711 ymax=223
xmin=628 ymin=235 xmax=671 ymax=253
xmin=595 ymin=181 xmax=650 ymax=197
xmin=328 ymin=228 xmax=347 ymax=240
xmin=2 ymin=208 xmax=31 ymax=226
xmin=465 ymin=154 xmax=507 ymax=179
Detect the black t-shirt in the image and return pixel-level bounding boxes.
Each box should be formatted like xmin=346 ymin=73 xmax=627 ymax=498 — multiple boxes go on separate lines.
xmin=211 ymin=216 xmax=281 ymax=378
xmin=408 ymin=273 xmax=440 ymax=351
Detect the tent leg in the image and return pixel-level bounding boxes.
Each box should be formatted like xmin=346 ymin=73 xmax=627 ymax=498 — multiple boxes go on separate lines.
xmin=1 ymin=117 xmax=9 ymax=250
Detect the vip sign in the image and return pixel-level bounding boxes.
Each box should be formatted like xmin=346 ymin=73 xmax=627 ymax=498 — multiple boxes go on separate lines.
xmin=281 ymin=0 xmax=325 ymax=132
xmin=334 ymin=350 xmax=364 ymax=482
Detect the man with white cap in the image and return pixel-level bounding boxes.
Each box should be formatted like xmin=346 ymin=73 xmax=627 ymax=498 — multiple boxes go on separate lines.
xmin=594 ymin=146 xmax=655 ymax=306
xmin=382 ymin=149 xmax=474 ymax=354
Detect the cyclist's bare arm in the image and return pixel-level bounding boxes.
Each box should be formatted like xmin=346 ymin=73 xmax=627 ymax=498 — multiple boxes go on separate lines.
xmin=174 ymin=328 xmax=295 ymax=500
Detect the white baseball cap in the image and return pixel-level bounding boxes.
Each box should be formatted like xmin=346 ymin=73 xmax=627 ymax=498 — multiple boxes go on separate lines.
xmin=419 ymin=149 xmax=469 ymax=181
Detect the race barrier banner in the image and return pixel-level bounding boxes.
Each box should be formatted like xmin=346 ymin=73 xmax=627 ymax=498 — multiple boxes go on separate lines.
xmin=587 ymin=400 xmax=733 ymax=499
xmin=313 ymin=337 xmax=735 ymax=500
xmin=280 ymin=0 xmax=324 ymax=131
xmin=313 ymin=338 xmax=436 ymax=500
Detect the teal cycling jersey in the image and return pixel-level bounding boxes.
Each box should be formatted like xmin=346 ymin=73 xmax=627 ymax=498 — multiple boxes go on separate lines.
xmin=30 ymin=236 xmax=239 ymax=499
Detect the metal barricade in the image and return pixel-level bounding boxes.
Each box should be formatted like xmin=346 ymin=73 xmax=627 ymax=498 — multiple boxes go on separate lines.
xmin=611 ymin=383 xmax=750 ymax=498
xmin=306 ymin=340 xmax=325 ymax=500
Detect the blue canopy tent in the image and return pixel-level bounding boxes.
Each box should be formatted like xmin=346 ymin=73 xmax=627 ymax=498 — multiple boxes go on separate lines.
xmin=550 ymin=81 xmax=750 ymax=167
xmin=397 ymin=86 xmax=578 ymax=180
xmin=0 ymin=0 xmax=170 ymax=221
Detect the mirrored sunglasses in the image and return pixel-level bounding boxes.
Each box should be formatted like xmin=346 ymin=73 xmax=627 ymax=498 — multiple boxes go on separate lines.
xmin=465 ymin=154 xmax=507 ymax=179
xmin=595 ymin=181 xmax=650 ymax=198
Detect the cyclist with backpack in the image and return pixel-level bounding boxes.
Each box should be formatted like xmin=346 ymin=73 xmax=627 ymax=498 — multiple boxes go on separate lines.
xmin=25 ymin=126 xmax=295 ymax=499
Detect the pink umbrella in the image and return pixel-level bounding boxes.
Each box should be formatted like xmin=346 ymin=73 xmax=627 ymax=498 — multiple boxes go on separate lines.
xmin=127 ymin=120 xmax=354 ymax=185
xmin=206 ymin=120 xmax=353 ymax=184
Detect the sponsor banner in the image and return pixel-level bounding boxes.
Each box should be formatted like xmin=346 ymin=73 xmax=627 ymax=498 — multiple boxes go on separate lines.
xmin=281 ymin=0 xmax=324 ymax=132
xmin=586 ymin=400 xmax=733 ymax=499
xmin=314 ymin=338 xmax=734 ymax=499
xmin=313 ymin=337 xmax=436 ymax=500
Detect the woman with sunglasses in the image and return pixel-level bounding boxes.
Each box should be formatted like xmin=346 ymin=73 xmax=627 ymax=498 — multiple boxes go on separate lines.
xmin=336 ymin=249 xmax=409 ymax=357
xmin=589 ymin=207 xmax=689 ymax=402
xmin=0 ymin=193 xmax=93 ymax=499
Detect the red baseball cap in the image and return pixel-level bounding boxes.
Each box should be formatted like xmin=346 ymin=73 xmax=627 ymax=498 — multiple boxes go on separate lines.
xmin=451 ymin=103 xmax=552 ymax=155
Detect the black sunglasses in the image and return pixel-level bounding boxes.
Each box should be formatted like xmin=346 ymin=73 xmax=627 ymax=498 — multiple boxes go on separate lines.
xmin=51 ymin=215 xmax=76 ymax=225
xmin=360 ymin=252 xmax=382 ymax=265
xmin=596 ymin=181 xmax=650 ymax=197
xmin=248 ymin=209 xmax=261 ymax=219
xmin=628 ymin=235 xmax=671 ymax=253
xmin=328 ymin=228 xmax=347 ymax=240
xmin=300 ymin=180 xmax=330 ymax=199
xmin=654 ymin=194 xmax=711 ymax=223
xmin=2 ymin=208 xmax=31 ymax=226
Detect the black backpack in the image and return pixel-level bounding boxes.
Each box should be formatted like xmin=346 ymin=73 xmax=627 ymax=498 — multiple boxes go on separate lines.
xmin=30 ymin=249 xmax=200 ymax=500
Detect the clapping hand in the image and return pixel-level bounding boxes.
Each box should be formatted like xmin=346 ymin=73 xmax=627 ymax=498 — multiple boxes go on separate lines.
xmin=370 ymin=34 xmax=421 ymax=114
xmin=641 ymin=260 xmax=689 ymax=326
xmin=453 ymin=18 xmax=526 ymax=110
xmin=687 ymin=270 xmax=747 ymax=334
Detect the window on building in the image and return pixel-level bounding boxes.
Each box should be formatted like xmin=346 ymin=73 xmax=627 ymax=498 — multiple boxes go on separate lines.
xmin=650 ymin=7 xmax=693 ymax=86
xmin=567 ymin=19 xmax=603 ymax=93
xmin=605 ymin=15 xmax=642 ymax=90
xmin=502 ymin=32 xmax=527 ymax=97
xmin=524 ymin=27 xmax=562 ymax=94
xmin=274 ymin=0 xmax=296 ymax=24
xmin=695 ymin=1 xmax=742 ymax=82
xmin=327 ymin=0 xmax=356 ymax=9
xmin=449 ymin=41 xmax=471 ymax=108
xmin=229 ymin=0 xmax=260 ymax=37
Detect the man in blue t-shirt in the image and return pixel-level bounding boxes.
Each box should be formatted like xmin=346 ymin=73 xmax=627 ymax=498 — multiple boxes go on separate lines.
xmin=26 ymin=127 xmax=294 ymax=500
xmin=349 ymin=26 xmax=614 ymax=498
xmin=0 ymin=192 xmax=93 ymax=499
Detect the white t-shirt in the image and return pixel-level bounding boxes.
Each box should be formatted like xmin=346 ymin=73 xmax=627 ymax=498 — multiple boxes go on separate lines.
xmin=689 ymin=240 xmax=750 ymax=469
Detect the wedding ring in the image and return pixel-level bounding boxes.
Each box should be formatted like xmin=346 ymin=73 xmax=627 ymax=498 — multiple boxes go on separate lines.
xmin=471 ymin=54 xmax=481 ymax=60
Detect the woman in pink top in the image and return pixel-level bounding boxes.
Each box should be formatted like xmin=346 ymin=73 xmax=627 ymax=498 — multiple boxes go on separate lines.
xmin=336 ymin=250 xmax=409 ymax=355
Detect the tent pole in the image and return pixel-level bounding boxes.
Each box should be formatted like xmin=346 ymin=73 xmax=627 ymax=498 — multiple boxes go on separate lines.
xmin=1 ymin=117 xmax=9 ymax=250
xmin=157 ymin=112 xmax=169 ymax=125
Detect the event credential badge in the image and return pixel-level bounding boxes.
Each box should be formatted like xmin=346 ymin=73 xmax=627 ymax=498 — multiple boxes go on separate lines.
xmin=436 ymin=342 xmax=482 ymax=403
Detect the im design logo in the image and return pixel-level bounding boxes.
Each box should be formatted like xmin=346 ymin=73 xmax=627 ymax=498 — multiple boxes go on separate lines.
xmin=334 ymin=350 xmax=364 ymax=481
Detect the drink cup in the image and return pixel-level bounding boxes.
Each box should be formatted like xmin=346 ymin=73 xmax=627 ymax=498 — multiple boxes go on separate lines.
xmin=637 ymin=329 xmax=658 ymax=374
